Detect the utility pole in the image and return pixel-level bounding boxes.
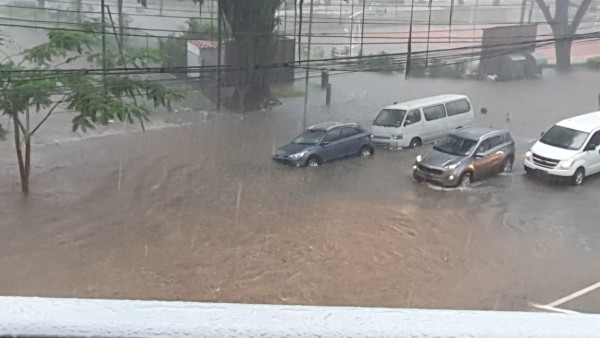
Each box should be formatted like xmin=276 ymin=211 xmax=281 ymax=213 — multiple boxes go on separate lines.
xmin=405 ymin=0 xmax=415 ymax=79
xmin=425 ymin=0 xmax=433 ymax=68
xmin=302 ymin=0 xmax=315 ymax=129
xmin=217 ymin=0 xmax=222 ymax=111
xmin=160 ymin=0 xmax=164 ymax=15
xmin=359 ymin=0 xmax=366 ymax=56
xmin=349 ymin=0 xmax=355 ymax=56
xmin=101 ymin=0 xmax=107 ymax=94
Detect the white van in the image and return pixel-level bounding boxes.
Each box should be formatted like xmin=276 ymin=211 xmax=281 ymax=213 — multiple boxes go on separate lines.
xmin=524 ymin=111 xmax=600 ymax=185
xmin=371 ymin=94 xmax=475 ymax=149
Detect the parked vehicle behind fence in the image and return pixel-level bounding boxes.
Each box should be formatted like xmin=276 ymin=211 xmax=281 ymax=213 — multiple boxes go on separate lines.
xmin=371 ymin=94 xmax=475 ymax=149
xmin=524 ymin=111 xmax=600 ymax=185
xmin=273 ymin=122 xmax=375 ymax=167
xmin=413 ymin=127 xmax=515 ymax=187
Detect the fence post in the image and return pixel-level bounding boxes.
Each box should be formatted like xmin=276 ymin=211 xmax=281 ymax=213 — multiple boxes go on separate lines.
xmin=321 ymin=70 xmax=329 ymax=88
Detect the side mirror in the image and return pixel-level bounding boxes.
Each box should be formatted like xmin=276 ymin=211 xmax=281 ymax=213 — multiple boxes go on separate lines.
xmin=321 ymin=141 xmax=330 ymax=146
xmin=475 ymin=152 xmax=485 ymax=158
xmin=540 ymin=131 xmax=545 ymax=137
xmin=480 ymin=107 xmax=488 ymax=114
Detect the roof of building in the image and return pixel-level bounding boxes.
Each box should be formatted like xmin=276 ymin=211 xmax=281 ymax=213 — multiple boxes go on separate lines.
xmin=188 ymin=40 xmax=219 ymax=49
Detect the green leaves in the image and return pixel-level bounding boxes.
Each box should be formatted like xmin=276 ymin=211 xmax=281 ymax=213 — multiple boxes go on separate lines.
xmin=68 ymin=91 xmax=152 ymax=132
xmin=0 ymin=123 xmax=6 ymax=141
xmin=24 ymin=29 xmax=97 ymax=66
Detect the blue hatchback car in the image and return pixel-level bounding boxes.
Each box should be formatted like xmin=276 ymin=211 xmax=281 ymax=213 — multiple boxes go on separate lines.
xmin=273 ymin=122 xmax=375 ymax=167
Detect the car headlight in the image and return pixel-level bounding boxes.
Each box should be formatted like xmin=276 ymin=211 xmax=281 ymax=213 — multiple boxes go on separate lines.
xmin=525 ymin=151 xmax=532 ymax=161
xmin=391 ymin=134 xmax=403 ymax=140
xmin=445 ymin=163 xmax=459 ymax=170
xmin=289 ymin=151 xmax=308 ymax=160
xmin=560 ymin=158 xmax=575 ymax=169
xmin=416 ymin=155 xmax=422 ymax=163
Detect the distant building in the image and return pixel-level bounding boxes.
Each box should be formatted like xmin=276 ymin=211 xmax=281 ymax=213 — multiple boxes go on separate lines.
xmin=186 ymin=37 xmax=295 ymax=86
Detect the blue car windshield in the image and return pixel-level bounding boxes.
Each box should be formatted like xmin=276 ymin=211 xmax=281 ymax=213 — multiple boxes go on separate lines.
xmin=292 ymin=129 xmax=326 ymax=145
xmin=434 ymin=134 xmax=478 ymax=156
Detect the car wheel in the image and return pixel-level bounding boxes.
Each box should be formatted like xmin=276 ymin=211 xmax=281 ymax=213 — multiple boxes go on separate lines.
xmin=459 ymin=172 xmax=472 ymax=187
xmin=572 ymin=167 xmax=585 ymax=186
xmin=306 ymin=157 xmax=321 ymax=168
xmin=409 ymin=138 xmax=422 ymax=149
xmin=502 ymin=157 xmax=514 ymax=173
xmin=359 ymin=146 xmax=373 ymax=158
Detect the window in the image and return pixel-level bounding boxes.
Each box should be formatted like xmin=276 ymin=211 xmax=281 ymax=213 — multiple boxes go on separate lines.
xmin=540 ymin=125 xmax=589 ymax=150
xmin=341 ymin=127 xmax=360 ymax=139
xmin=322 ymin=129 xmax=342 ymax=143
xmin=446 ymin=99 xmax=471 ymax=116
xmin=374 ymin=109 xmax=406 ymax=127
xmin=476 ymin=139 xmax=492 ymax=154
xmin=434 ymin=134 xmax=478 ymax=156
xmin=292 ymin=129 xmax=326 ymax=145
xmin=587 ymin=131 xmax=600 ymax=147
xmin=423 ymin=104 xmax=446 ymax=121
xmin=488 ymin=135 xmax=504 ymax=149
xmin=403 ymin=109 xmax=421 ymax=126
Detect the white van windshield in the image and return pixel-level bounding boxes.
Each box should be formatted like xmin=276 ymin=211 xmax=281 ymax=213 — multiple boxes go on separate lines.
xmin=374 ymin=109 xmax=406 ymax=127
xmin=540 ymin=125 xmax=589 ymax=150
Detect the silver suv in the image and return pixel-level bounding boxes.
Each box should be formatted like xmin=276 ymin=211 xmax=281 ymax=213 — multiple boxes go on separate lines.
xmin=413 ymin=127 xmax=515 ymax=187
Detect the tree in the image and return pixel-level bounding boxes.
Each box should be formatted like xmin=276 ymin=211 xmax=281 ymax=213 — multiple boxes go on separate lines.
xmin=218 ymin=0 xmax=284 ymax=111
xmin=535 ymin=0 xmax=593 ymax=70
xmin=0 ymin=25 xmax=183 ymax=194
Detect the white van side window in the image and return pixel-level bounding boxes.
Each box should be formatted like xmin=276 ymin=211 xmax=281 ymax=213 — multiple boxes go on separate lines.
xmin=404 ymin=109 xmax=421 ymax=126
xmin=446 ymin=99 xmax=471 ymax=116
xmin=423 ymin=104 xmax=446 ymax=121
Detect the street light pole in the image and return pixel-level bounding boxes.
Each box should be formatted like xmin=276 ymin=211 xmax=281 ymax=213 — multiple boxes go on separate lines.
xmin=425 ymin=0 xmax=433 ymax=69
xmin=302 ymin=0 xmax=315 ymax=129
xmin=359 ymin=0 xmax=366 ymax=56
xmin=405 ymin=0 xmax=415 ymax=80
xmin=101 ymin=0 xmax=106 ymax=95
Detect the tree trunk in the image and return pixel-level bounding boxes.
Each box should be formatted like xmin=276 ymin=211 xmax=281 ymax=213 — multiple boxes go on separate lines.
xmin=118 ymin=0 xmax=124 ymax=46
xmin=555 ymin=38 xmax=572 ymax=71
xmin=12 ymin=113 xmax=28 ymax=194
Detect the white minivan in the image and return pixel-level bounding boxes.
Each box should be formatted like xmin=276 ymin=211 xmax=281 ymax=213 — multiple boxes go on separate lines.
xmin=371 ymin=94 xmax=475 ymax=149
xmin=524 ymin=111 xmax=600 ymax=185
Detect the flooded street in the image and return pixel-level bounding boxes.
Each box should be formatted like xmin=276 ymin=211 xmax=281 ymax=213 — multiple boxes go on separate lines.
xmin=1 ymin=71 xmax=599 ymax=311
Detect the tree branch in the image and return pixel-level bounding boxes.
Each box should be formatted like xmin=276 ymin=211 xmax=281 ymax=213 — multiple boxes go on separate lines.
xmin=535 ymin=0 xmax=554 ymax=25
xmin=568 ymin=0 xmax=593 ymax=35
xmin=30 ymin=96 xmax=66 ymax=136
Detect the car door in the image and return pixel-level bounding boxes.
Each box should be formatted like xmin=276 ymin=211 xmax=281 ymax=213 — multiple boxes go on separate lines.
xmin=584 ymin=131 xmax=600 ymax=175
xmin=318 ymin=128 xmax=343 ymax=161
xmin=401 ymin=109 xmax=424 ymax=147
xmin=339 ymin=127 xmax=362 ymax=156
xmin=472 ymin=138 xmax=495 ymax=179
xmin=422 ymin=104 xmax=448 ymax=142
xmin=486 ymin=134 xmax=508 ymax=172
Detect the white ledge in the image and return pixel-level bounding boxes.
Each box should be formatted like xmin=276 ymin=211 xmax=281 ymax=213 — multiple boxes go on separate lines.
xmin=1 ymin=296 xmax=599 ymax=337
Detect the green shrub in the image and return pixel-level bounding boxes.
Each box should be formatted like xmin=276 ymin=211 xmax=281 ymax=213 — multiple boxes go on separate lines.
xmin=587 ymin=56 xmax=600 ymax=70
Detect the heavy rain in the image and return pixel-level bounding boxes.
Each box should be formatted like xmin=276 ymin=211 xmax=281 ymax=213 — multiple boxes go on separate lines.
xmin=1 ymin=0 xmax=600 ymax=318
